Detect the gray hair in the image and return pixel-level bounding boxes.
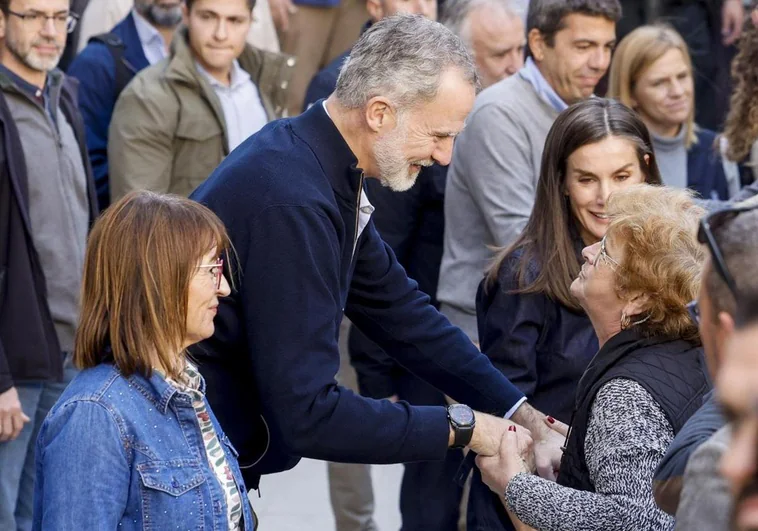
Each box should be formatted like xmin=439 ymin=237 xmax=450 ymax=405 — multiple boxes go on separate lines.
xmin=334 ymin=14 xmax=479 ymax=110
xmin=442 ymin=0 xmax=527 ymax=49
xmin=705 ymin=208 xmax=758 ymax=321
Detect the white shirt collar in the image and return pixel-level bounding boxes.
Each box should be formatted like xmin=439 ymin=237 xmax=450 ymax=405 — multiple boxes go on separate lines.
xmin=132 ymin=9 xmax=166 ymax=49
xmin=195 ymin=60 xmax=251 ymax=90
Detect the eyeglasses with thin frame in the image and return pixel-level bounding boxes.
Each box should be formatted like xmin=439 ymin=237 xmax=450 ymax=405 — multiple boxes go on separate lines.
xmin=7 ymin=9 xmax=78 ymax=34
xmin=196 ymin=257 xmax=224 ymax=290
xmin=698 ymin=202 xmax=758 ymax=300
xmin=597 ymin=234 xmax=620 ymax=269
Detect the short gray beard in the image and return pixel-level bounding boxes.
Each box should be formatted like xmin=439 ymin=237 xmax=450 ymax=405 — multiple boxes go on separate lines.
xmin=6 ymin=37 xmax=61 ymax=73
xmin=137 ymin=3 xmax=183 ymax=28
xmin=373 ymin=118 xmax=430 ymax=192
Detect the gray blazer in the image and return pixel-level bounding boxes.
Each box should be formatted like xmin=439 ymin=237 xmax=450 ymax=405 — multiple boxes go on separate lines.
xmin=674 ymin=425 xmax=733 ymax=531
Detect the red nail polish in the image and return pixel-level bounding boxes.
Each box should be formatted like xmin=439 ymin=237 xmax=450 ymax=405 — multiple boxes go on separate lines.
xmin=547 ymin=416 xmax=555 ymax=424
xmin=508 ymin=426 xmax=516 ymax=432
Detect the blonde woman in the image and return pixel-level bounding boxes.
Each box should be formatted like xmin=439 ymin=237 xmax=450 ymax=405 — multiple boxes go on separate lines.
xmin=608 ymin=25 xmax=739 ymax=200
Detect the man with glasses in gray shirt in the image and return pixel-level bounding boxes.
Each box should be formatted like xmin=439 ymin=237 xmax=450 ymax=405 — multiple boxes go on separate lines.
xmin=0 ymin=1 xmax=97 ymax=529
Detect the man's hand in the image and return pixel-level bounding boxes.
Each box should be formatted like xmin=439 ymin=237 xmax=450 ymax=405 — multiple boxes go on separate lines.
xmin=0 ymin=387 xmax=30 ymax=442
xmin=475 ymin=425 xmax=533 ymax=495
xmin=464 ymin=412 xmax=530 ymax=456
xmin=270 ymin=0 xmax=298 ymax=34
xmin=511 ymin=403 xmax=565 ymax=480
xmin=722 ymin=0 xmax=745 ymax=46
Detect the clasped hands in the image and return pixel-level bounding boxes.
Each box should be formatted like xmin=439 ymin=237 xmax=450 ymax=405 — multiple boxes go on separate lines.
xmin=472 ymin=413 xmax=569 ymax=497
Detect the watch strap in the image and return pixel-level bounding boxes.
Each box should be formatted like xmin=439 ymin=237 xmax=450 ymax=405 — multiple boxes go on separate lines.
xmin=452 ymin=423 xmax=474 ymax=449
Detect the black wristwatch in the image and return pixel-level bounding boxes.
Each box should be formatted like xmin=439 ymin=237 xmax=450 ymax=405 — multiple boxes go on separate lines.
xmin=447 ymin=404 xmax=475 ymax=449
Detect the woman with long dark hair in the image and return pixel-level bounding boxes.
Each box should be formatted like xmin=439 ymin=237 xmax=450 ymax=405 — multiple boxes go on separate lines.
xmin=468 ymin=98 xmax=663 ymax=530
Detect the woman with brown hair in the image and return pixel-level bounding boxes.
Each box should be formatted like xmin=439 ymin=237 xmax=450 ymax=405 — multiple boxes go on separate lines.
xmin=467 ymin=97 xmax=662 ymax=531
xmin=476 ymin=185 xmax=711 ymax=530
xmin=32 ymin=191 xmax=256 ymax=530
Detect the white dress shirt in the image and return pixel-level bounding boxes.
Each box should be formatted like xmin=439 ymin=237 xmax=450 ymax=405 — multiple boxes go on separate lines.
xmin=132 ymin=9 xmax=169 ymax=65
xmin=196 ymin=60 xmax=268 ymax=152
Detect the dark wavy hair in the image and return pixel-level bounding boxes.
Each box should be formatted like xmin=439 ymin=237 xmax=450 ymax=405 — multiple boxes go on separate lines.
xmin=485 ymin=98 xmax=662 ymax=311
xmin=527 ymin=0 xmax=622 ymax=46
xmin=723 ymin=15 xmax=758 ymax=162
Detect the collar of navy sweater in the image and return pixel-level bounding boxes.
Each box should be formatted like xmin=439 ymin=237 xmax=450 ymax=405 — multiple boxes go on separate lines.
xmin=291 ymin=98 xmax=364 ymax=203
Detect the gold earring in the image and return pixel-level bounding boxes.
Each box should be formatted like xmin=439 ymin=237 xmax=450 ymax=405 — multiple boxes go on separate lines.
xmin=620 ymin=312 xmax=631 ymax=330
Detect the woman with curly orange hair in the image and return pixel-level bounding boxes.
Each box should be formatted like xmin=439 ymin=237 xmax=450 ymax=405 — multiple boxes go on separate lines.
xmin=475 ymin=185 xmax=711 ymax=531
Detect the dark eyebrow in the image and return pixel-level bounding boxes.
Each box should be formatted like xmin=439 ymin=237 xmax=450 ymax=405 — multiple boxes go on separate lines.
xmin=572 ymin=39 xmax=616 ymax=47
xmin=572 ymin=169 xmax=598 ymax=177
xmin=612 ymin=163 xmax=635 ymax=173
xmin=573 ymin=163 xmax=635 ymax=177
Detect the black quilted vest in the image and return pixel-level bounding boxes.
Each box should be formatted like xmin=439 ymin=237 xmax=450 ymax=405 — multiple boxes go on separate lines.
xmin=557 ymin=328 xmax=711 ymax=492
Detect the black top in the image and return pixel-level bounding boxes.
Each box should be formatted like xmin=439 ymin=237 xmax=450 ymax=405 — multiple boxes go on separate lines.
xmin=558 ymin=327 xmax=711 ymax=492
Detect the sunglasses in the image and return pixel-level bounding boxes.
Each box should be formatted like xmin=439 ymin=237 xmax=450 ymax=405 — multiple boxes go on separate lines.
xmin=196 ymin=257 xmax=224 ymax=290
xmin=697 ymin=202 xmax=758 ymax=299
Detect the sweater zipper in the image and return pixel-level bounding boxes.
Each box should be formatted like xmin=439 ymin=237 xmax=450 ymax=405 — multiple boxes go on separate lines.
xmin=351 ymin=172 xmax=365 ymax=259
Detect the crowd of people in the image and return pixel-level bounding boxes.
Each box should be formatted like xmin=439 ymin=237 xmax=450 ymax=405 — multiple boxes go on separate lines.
xmin=1 ymin=0 xmax=758 ymax=530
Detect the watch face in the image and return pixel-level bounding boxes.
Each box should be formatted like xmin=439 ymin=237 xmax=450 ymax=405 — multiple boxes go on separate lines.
xmin=450 ymin=404 xmax=474 ymax=426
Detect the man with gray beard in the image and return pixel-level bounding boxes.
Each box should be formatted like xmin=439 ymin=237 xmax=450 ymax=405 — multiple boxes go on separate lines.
xmin=68 ymin=0 xmax=182 ymax=209
xmin=0 ymin=0 xmax=97 ymax=529
xmin=190 ymin=15 xmax=564 ymax=495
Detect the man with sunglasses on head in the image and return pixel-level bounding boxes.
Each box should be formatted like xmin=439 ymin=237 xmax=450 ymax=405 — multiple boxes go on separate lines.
xmin=653 ymin=197 xmax=758 ymax=529
xmin=717 ymin=291 xmax=758 ymax=531
xmin=0 ymin=0 xmax=98 ymax=529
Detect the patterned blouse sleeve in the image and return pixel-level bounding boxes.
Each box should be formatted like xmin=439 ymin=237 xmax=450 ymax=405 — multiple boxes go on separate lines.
xmin=504 ymin=378 xmax=676 ymax=530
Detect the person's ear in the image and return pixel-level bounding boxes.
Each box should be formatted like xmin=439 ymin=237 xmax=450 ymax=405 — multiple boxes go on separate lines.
xmin=364 ymin=97 xmax=397 ymax=134
xmin=643 ymin=153 xmax=650 ymax=166
xmin=366 ymin=0 xmax=384 ymax=22
xmin=623 ymin=292 xmax=651 ymax=320
xmin=0 ymin=11 xmax=6 ymax=40
xmin=629 ymin=90 xmax=639 ymax=110
xmin=717 ymin=310 xmax=736 ymax=338
xmin=528 ymin=29 xmax=547 ymax=62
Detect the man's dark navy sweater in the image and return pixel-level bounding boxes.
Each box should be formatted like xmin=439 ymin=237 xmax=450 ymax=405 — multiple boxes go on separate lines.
xmin=190 ymin=102 xmax=524 ymax=480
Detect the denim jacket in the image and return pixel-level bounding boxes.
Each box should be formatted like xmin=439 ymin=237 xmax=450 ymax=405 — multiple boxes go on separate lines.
xmin=32 ymin=362 xmax=256 ymax=530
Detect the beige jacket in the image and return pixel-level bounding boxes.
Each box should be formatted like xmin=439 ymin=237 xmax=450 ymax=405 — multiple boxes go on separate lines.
xmin=109 ymin=27 xmax=294 ymax=200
